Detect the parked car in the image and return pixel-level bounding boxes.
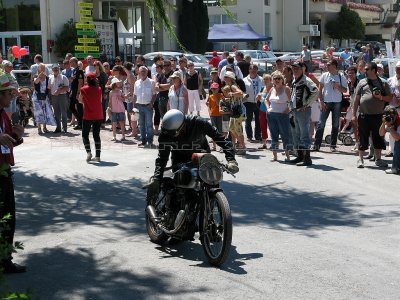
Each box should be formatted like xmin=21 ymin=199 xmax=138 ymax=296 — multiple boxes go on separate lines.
xmin=143 ymin=51 xmax=211 ymax=82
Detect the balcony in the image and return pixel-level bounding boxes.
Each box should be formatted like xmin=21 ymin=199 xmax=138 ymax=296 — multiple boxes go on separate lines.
xmin=310 ymin=0 xmax=382 ymax=20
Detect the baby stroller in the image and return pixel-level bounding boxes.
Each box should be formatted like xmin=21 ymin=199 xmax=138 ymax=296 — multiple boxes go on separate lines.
xmin=324 ymin=93 xmax=355 ymax=146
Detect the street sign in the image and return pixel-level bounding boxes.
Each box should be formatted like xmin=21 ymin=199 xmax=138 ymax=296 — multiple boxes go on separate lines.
xmin=75 ymin=53 xmax=99 ymax=59
xmin=74 ymin=45 xmax=99 ymax=52
xmin=76 ymin=23 xmax=95 ymax=29
xmin=78 ymin=38 xmax=97 ymax=44
xmin=80 ymin=16 xmax=93 ymax=23
xmin=78 ymin=9 xmax=92 ymax=15
xmin=77 ymin=30 xmax=97 ymax=36
xmin=78 ymin=2 xmax=93 ymax=8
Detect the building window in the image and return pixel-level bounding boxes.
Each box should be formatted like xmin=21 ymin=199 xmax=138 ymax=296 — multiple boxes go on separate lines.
xmin=264 ymin=13 xmax=270 ymax=36
xmin=0 ymin=0 xmax=41 ymax=31
xmin=264 ymin=0 xmax=270 ymax=6
xmin=209 ymin=14 xmax=237 ymax=27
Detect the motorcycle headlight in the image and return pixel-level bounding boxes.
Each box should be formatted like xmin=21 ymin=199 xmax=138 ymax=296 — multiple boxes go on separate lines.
xmin=198 ymin=162 xmax=223 ymax=185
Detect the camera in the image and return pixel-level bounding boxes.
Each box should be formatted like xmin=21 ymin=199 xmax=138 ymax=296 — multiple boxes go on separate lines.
xmin=372 ymin=87 xmax=381 ymax=95
xmin=384 ymin=111 xmax=393 ymax=123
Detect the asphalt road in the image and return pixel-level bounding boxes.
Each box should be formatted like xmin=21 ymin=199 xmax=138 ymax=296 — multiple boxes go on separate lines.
xmin=3 ymin=104 xmax=400 ymax=299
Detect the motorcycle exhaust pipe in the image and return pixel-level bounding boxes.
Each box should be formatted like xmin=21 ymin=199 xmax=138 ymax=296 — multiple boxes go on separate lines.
xmin=146 ymin=205 xmax=159 ymax=225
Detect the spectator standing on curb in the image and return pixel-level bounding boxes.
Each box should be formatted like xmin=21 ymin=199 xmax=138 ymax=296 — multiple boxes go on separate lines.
xmin=0 ymin=71 xmax=26 ymax=273
xmin=208 ymin=51 xmax=221 ymax=69
xmin=312 ymin=60 xmax=347 ymax=152
xmin=300 ymin=44 xmax=312 ymax=74
xmin=256 ymin=74 xmax=272 ymax=149
xmin=69 ymin=57 xmax=85 ymax=130
xmin=379 ymin=106 xmax=400 ymax=174
xmin=288 ymin=62 xmax=319 ymax=166
xmin=78 ymin=72 xmax=103 ymax=162
xmin=235 ymin=51 xmax=250 ymax=78
xmin=84 ymin=55 xmax=95 ymax=75
xmin=48 ymin=64 xmax=69 ymax=133
xmin=134 ymin=66 xmax=157 ymax=148
xmin=217 ymin=51 xmax=230 ymax=75
xmin=339 ymin=48 xmax=353 ymax=71
xmin=1 ymin=60 xmax=19 ymax=123
xmin=155 ymin=60 xmax=173 ymax=118
xmin=207 ymin=82 xmax=223 ymax=151
xmin=185 ymin=61 xmax=203 ymax=116
xmin=386 ymin=61 xmax=400 ymax=157
xmin=168 ymin=71 xmax=188 ymax=114
xmin=353 ymin=62 xmax=392 ymax=168
xmin=243 ymin=64 xmax=263 ymax=142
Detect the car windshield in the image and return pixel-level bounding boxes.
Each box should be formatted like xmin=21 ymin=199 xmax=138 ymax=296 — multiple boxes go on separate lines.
xmin=186 ymin=54 xmax=209 ymax=64
xmin=242 ymin=51 xmax=258 ymax=59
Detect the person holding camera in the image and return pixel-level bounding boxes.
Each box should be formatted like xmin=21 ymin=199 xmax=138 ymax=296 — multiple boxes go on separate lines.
xmin=379 ymin=106 xmax=400 ymax=174
xmin=48 ymin=64 xmax=69 ymax=133
xmin=353 ymin=62 xmax=392 ymax=168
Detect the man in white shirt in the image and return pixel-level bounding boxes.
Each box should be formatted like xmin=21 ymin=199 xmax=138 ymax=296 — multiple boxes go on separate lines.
xmin=84 ymin=55 xmax=95 ymax=75
xmin=312 ymin=59 xmax=347 ymax=151
xmin=243 ymin=64 xmax=263 ymax=142
xmin=48 ymin=64 xmax=69 ymax=133
xmin=134 ymin=66 xmax=157 ymax=148
xmin=301 ymin=44 xmax=312 ymax=73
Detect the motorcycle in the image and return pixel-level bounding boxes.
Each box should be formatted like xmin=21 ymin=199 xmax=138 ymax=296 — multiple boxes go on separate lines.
xmin=144 ymin=153 xmax=235 ymax=267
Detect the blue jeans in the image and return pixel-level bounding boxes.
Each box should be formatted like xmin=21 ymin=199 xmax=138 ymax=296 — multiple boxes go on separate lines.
xmin=393 ymin=140 xmax=400 ymax=170
xmin=138 ymin=104 xmax=154 ymax=144
xmin=268 ymin=112 xmax=291 ymax=150
xmin=314 ymin=102 xmax=341 ymax=147
xmin=293 ymin=108 xmax=312 ymax=149
xmin=243 ymin=102 xmax=261 ymax=140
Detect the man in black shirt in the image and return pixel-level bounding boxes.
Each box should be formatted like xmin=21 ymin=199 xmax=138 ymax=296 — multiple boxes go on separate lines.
xmin=155 ymin=60 xmax=174 ymax=118
xmin=236 ymin=51 xmax=250 ymax=78
xmin=69 ymin=57 xmax=85 ymax=129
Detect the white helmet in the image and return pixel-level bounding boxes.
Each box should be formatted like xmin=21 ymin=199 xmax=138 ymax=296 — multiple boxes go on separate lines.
xmin=162 ymin=109 xmax=185 ymax=136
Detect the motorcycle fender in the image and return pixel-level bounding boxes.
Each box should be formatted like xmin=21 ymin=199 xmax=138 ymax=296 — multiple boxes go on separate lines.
xmin=208 ymin=187 xmax=223 ymax=194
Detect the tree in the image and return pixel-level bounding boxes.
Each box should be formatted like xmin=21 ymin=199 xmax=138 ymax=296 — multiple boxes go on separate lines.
xmin=54 ymin=19 xmax=78 ymax=58
xmin=178 ymin=0 xmax=209 ymax=53
xmin=325 ymin=5 xmax=365 ymax=46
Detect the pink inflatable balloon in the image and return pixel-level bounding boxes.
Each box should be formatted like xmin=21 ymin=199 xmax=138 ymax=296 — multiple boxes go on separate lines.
xmin=19 ymin=48 xmax=27 ymax=56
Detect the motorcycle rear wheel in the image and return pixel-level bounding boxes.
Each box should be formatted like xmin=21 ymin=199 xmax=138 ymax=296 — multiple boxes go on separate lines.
xmin=146 ymin=190 xmax=169 ymax=245
xmin=200 ymin=191 xmax=232 ymax=267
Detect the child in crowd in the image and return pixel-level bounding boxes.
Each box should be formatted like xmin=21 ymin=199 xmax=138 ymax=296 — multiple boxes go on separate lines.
xmin=16 ymin=87 xmax=33 ymax=127
xmin=108 ymin=77 xmax=126 ymax=141
xmin=129 ymin=107 xmax=139 ymax=139
xmin=207 ymin=82 xmax=223 ymax=151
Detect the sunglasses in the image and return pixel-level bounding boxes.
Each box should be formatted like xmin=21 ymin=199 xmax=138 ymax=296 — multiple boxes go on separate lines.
xmin=274 ymin=78 xmax=283 ymax=81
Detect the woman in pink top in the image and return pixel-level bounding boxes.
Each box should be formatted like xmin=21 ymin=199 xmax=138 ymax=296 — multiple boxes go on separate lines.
xmin=107 ymin=78 xmax=126 ymax=141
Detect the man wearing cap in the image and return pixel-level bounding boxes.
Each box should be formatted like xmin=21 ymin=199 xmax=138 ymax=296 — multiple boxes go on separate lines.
xmin=312 ymin=59 xmax=347 ymax=152
xmin=208 ymin=51 xmax=221 ymax=69
xmin=289 ymin=62 xmax=319 ymax=166
xmin=134 ymin=66 xmax=157 ymax=148
xmin=48 ymin=64 xmax=70 ymax=133
xmin=243 ymin=64 xmax=263 ymax=142
xmin=1 ymin=60 xmax=19 ymax=123
xmin=0 ymin=70 xmax=26 ymax=273
xmin=300 ymin=44 xmax=312 ymax=74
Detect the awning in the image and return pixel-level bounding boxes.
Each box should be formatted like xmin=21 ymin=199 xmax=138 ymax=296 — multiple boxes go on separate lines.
xmin=208 ymin=23 xmax=272 ymax=42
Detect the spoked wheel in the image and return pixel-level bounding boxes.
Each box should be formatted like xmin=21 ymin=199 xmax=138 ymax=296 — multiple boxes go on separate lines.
xmin=146 ymin=189 xmax=169 ymax=245
xmin=200 ymin=191 xmax=232 ymax=267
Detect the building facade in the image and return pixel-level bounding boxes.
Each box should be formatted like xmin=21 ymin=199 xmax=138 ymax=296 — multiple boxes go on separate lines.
xmin=206 ymin=0 xmax=400 ymax=51
xmin=0 ymin=0 xmax=179 ymax=63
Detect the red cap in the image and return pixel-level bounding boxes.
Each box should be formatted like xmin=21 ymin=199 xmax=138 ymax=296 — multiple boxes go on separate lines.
xmin=210 ymin=82 xmax=219 ymax=89
xmin=86 ymin=72 xmax=96 ymax=79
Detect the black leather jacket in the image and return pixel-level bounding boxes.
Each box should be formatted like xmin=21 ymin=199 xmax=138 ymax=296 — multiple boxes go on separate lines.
xmin=154 ymin=116 xmax=235 ymax=180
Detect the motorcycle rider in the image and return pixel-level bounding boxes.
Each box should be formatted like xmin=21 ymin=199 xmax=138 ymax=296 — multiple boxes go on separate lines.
xmin=147 ymin=109 xmax=239 ymax=198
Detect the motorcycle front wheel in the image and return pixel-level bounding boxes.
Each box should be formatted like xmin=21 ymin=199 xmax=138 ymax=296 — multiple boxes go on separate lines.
xmin=200 ymin=191 xmax=232 ymax=267
xmin=146 ymin=189 xmax=169 ymax=245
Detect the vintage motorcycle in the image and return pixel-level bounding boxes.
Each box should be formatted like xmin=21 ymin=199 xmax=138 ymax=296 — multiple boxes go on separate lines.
xmin=145 ymin=153 xmax=234 ymax=267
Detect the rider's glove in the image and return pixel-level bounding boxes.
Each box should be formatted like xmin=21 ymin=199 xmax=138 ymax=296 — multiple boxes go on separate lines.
xmin=227 ymin=160 xmax=239 ymax=174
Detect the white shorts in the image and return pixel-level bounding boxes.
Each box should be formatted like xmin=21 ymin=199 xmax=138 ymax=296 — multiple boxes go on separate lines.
xmin=310 ymin=101 xmax=320 ymax=122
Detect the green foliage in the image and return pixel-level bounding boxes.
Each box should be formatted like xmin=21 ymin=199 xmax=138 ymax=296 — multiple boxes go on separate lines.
xmin=54 ymin=19 xmax=78 ymax=58
xmin=0 ymin=214 xmax=33 ymax=299
xmin=325 ymin=5 xmax=365 ymax=43
xmin=178 ymin=0 xmax=209 ymax=53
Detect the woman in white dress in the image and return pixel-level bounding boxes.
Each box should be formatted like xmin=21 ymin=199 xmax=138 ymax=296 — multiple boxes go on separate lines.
xmin=167 ymin=71 xmax=188 ymax=114
xmin=32 ymin=63 xmax=56 ymax=134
